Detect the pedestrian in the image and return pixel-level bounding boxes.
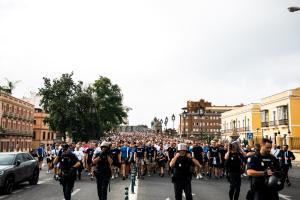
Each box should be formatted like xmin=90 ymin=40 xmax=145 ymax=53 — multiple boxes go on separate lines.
xmin=37 ymin=143 xmax=45 ymax=170
xmin=74 ymin=143 xmax=84 ymax=180
xmin=54 ymin=144 xmax=80 ymax=200
xmin=93 ymin=141 xmax=113 ymax=200
xmin=247 ymin=139 xmax=284 ymax=200
xmin=225 ymin=143 xmax=245 ymax=200
xmin=279 ymin=145 xmax=295 ymax=187
xmin=170 ymin=143 xmax=201 ymax=200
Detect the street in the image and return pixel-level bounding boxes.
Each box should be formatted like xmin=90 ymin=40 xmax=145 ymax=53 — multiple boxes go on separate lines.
xmin=1 ymin=166 xmax=299 ymax=200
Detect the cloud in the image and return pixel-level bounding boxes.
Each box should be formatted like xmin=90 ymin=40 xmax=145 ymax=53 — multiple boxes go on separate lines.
xmin=0 ymin=0 xmax=300 ymax=128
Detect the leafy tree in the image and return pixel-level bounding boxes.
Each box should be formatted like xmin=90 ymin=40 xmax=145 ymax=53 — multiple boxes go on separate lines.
xmin=92 ymin=76 xmax=127 ymax=134
xmin=39 ymin=73 xmax=127 ymax=141
xmin=39 ymin=72 xmax=81 ymax=140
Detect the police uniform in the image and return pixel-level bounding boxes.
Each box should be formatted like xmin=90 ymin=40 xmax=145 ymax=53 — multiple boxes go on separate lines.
xmin=94 ymin=142 xmax=112 ymax=200
xmin=172 ymin=156 xmax=194 ymax=200
xmin=247 ymin=153 xmax=281 ymax=200
xmin=58 ymin=150 xmax=79 ymax=200
xmin=226 ymin=152 xmax=244 ymax=200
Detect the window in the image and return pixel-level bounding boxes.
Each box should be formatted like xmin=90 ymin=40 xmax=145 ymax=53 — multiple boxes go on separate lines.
xmin=277 ymin=106 xmax=288 ymax=120
xmin=34 ymin=120 xmax=36 ymax=125
xmin=47 ymin=132 xmax=50 ymax=140
xmin=32 ymin=131 xmax=36 ymax=140
xmin=43 ymin=132 xmax=46 ymax=140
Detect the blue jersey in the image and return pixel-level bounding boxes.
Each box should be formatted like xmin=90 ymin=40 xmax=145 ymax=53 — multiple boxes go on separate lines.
xmin=121 ymin=146 xmax=130 ymax=159
xmin=203 ymin=146 xmax=209 ymax=155
xmin=129 ymin=147 xmax=136 ymax=161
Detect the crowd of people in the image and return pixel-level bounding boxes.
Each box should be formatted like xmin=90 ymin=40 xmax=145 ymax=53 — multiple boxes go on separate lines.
xmin=34 ymin=132 xmax=296 ymax=200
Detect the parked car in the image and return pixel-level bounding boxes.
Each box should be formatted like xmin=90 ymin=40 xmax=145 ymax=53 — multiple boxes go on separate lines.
xmin=0 ymin=152 xmax=40 ymax=194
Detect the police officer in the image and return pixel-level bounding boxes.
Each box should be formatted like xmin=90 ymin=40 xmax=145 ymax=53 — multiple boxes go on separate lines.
xmin=93 ymin=141 xmax=113 ymax=200
xmin=225 ymin=142 xmax=246 ymax=200
xmin=170 ymin=143 xmax=200 ymax=200
xmin=247 ymin=139 xmax=282 ymax=200
xmin=54 ymin=144 xmax=80 ymax=200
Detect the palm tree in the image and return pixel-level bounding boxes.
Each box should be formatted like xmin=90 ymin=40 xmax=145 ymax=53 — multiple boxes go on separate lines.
xmin=3 ymin=78 xmax=21 ymax=95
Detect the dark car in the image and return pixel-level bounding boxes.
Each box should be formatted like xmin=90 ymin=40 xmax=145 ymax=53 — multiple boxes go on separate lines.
xmin=0 ymin=152 xmax=40 ymax=194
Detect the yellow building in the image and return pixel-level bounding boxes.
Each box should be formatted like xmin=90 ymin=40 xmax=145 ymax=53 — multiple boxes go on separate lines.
xmin=260 ymin=87 xmax=300 ymax=149
xmin=221 ymin=103 xmax=261 ymax=146
xmin=32 ymin=108 xmax=56 ymax=149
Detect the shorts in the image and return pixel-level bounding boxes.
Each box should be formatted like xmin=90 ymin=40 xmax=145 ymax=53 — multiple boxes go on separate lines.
xmin=158 ymin=160 xmax=166 ymax=168
xmin=209 ymin=157 xmax=220 ymax=168
xmin=145 ymin=159 xmax=154 ymax=165
xmin=112 ymin=161 xmax=121 ymax=168
xmin=121 ymin=158 xmax=129 ymax=165
xmin=137 ymin=159 xmax=145 ymax=166
xmin=38 ymin=157 xmax=44 ymax=162
xmin=195 ymin=157 xmax=203 ymax=165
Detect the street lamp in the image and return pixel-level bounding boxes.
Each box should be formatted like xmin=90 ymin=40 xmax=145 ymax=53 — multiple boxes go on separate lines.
xmin=164 ymin=116 xmax=168 ymax=131
xmin=183 ymin=111 xmax=187 ymax=138
xmin=198 ymin=107 xmax=205 ymax=141
xmin=171 ymin=114 xmax=175 ymax=130
xmin=288 ymin=6 xmax=300 ymax=12
xmin=160 ymin=119 xmax=163 ymax=133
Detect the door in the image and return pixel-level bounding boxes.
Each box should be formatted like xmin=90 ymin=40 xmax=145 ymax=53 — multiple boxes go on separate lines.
xmin=14 ymin=154 xmax=24 ymax=182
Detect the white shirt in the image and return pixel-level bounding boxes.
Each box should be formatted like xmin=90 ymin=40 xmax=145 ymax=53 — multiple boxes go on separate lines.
xmin=74 ymin=149 xmax=84 ymax=161
xmin=94 ymin=147 xmax=102 ymax=155
xmin=52 ymin=149 xmax=60 ymax=157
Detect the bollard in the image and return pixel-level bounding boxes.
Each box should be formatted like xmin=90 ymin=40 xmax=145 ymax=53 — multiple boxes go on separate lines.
xmin=125 ymin=187 xmax=129 ymax=200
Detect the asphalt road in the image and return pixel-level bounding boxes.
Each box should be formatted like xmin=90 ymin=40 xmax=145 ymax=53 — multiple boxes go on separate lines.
xmin=0 ymin=167 xmax=299 ymax=200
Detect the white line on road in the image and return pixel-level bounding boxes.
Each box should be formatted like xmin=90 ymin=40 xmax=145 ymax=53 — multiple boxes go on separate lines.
xmin=279 ymin=193 xmax=292 ymax=200
xmin=72 ymin=189 xmax=81 ymax=196
xmin=61 ymin=189 xmax=81 ymax=200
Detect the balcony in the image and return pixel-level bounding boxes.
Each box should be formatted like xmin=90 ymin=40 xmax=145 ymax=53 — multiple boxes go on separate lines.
xmin=269 ymin=121 xmax=278 ymax=127
xmin=278 ymin=119 xmax=289 ymax=126
xmin=261 ymin=122 xmax=269 ymax=127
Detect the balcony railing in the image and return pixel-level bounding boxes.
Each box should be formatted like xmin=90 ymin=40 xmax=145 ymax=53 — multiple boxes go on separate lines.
xmin=261 ymin=122 xmax=269 ymax=127
xmin=278 ymin=119 xmax=289 ymax=126
xmin=269 ymin=121 xmax=279 ymax=127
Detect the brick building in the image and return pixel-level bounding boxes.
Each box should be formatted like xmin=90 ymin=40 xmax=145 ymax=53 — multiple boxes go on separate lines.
xmin=0 ymin=91 xmax=34 ymax=152
xmin=179 ymin=99 xmax=242 ymax=140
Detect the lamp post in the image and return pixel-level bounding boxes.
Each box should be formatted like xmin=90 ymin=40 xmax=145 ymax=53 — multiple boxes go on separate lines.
xmin=164 ymin=116 xmax=168 ymax=132
xmin=160 ymin=119 xmax=163 ymax=133
xmin=183 ymin=111 xmax=187 ymax=138
xmin=198 ymin=107 xmax=205 ymax=142
xmin=171 ymin=114 xmax=175 ymax=130
xmin=288 ymin=6 xmax=300 ymax=12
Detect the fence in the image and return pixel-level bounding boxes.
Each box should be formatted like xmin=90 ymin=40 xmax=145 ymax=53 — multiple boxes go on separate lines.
xmin=291 ymin=137 xmax=300 ymax=150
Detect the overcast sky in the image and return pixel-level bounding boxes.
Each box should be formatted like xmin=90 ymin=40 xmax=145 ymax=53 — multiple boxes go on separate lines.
xmin=1 ymin=0 xmax=300 ymax=128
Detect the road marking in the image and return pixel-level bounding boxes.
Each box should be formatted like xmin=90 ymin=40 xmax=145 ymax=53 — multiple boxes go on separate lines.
xmin=72 ymin=189 xmax=81 ymax=196
xmin=0 ymin=195 xmax=9 ymax=199
xmin=61 ymin=189 xmax=81 ymax=200
xmin=279 ymin=194 xmax=292 ymax=200
xmin=165 ymin=198 xmax=171 ymax=200
xmin=183 ymin=192 xmax=196 ymax=197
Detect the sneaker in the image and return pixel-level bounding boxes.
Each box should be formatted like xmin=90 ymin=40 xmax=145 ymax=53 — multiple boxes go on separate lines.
xmin=111 ymin=176 xmax=115 ymax=180
xmin=196 ymin=175 xmax=199 ymax=180
xmin=122 ymin=176 xmax=126 ymax=180
xmin=243 ymin=173 xmax=247 ymax=177
xmin=199 ymin=174 xmax=203 ymax=179
xmin=287 ymin=183 xmax=291 ymax=187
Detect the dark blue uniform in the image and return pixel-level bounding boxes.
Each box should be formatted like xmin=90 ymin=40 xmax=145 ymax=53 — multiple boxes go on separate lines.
xmin=247 ymin=153 xmax=281 ymax=200
xmin=58 ymin=151 xmax=78 ymax=200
